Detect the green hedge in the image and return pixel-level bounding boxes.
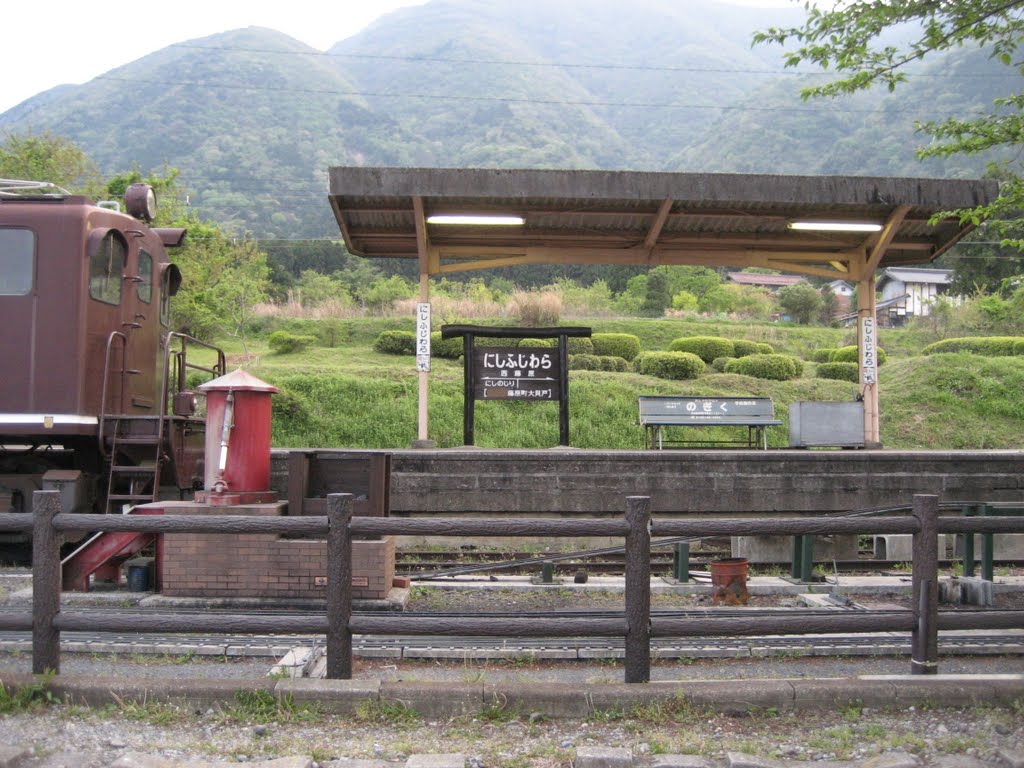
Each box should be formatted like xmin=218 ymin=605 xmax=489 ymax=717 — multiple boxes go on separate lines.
xmin=668 ymin=336 xmax=735 ymax=363
xmin=268 ymin=331 xmax=317 ymax=355
xmin=569 ymin=354 xmax=602 ymax=370
xmin=733 ymin=339 xmax=773 ymax=357
xmin=816 ymin=362 xmax=859 ymax=382
xmin=570 ymin=354 xmax=630 ymax=372
xmin=711 ymin=356 xmax=734 ymax=372
xmin=592 ymin=333 xmax=641 ymax=361
xmin=832 ymin=345 xmax=887 ymax=365
xmin=724 ymin=353 xmax=802 ymax=381
xmin=634 ymin=351 xmax=705 ymax=380
xmin=373 ymin=330 xmax=416 ymax=355
xmin=517 ymin=337 xmax=557 ymax=348
xmin=922 ymin=336 xmax=1024 ymax=357
xmin=810 ymin=348 xmax=835 ymax=363
xmin=430 ymin=331 xmax=463 ymax=359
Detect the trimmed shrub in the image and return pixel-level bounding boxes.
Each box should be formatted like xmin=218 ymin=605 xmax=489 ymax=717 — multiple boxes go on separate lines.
xmin=569 ymin=354 xmax=602 ymax=370
xmin=567 ymin=337 xmax=595 ymax=355
xmin=922 ymin=336 xmax=1021 ymax=357
xmin=733 ymin=339 xmax=773 ymax=358
xmin=430 ymin=331 xmax=463 ymax=359
xmin=634 ymin=351 xmax=705 ymax=380
xmin=810 ymin=348 xmax=835 ymax=363
xmin=373 ymin=330 xmax=416 ymax=355
xmin=817 ymin=362 xmax=859 ymax=382
xmin=592 ymin=333 xmax=641 ymax=361
xmin=668 ymin=336 xmax=735 ymax=363
xmin=599 ymin=356 xmax=630 ymax=372
xmin=711 ymin=356 xmax=734 ymax=372
xmin=267 ymin=331 xmax=317 ymax=355
xmin=832 ymin=345 xmax=887 ymax=365
xmin=517 ymin=337 xmax=557 ymax=348
xmin=724 ymin=353 xmax=801 ymax=381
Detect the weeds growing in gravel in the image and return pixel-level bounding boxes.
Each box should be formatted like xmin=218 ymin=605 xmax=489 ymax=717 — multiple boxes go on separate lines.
xmin=0 ymin=678 xmax=54 ymax=713
xmin=354 ymin=698 xmax=421 ymax=724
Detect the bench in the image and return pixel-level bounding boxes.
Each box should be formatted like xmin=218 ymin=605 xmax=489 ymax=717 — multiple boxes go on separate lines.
xmin=637 ymin=395 xmax=782 ymax=450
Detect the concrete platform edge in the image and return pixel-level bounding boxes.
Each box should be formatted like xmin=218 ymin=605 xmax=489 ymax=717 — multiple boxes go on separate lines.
xmin=2 ymin=673 xmax=1021 ymax=717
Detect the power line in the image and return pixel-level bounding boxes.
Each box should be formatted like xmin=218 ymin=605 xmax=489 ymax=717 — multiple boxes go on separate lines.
xmin=168 ymin=41 xmax=1023 ymax=80
xmin=96 ymin=74 xmax=991 ymax=115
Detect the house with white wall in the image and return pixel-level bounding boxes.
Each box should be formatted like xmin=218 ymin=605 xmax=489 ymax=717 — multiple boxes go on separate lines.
xmin=876 ymin=267 xmax=955 ymax=324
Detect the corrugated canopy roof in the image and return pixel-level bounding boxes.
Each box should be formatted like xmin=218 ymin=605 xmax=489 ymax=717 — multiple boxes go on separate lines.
xmin=328 ymin=167 xmax=998 ymax=282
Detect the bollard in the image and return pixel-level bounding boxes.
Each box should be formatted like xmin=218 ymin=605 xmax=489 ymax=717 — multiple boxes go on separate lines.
xmin=541 ymin=560 xmax=554 ymax=584
xmin=673 ymin=542 xmax=690 ymax=583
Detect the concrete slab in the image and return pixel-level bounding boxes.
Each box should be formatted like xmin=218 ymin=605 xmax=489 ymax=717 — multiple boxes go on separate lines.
xmin=379 ymin=681 xmax=482 ymax=718
xmin=276 ymin=678 xmax=379 ymax=715
xmin=573 ymin=746 xmax=632 ymax=768
xmin=484 ymin=682 xmax=591 ymax=718
xmin=405 ymin=756 xmax=465 ymax=768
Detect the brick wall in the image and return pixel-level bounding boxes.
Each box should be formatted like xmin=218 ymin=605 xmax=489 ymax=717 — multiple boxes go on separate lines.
xmin=160 ymin=502 xmax=395 ymax=600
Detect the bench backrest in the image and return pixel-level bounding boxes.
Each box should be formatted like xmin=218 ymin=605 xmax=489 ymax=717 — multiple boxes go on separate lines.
xmin=638 ymin=396 xmax=776 ymax=425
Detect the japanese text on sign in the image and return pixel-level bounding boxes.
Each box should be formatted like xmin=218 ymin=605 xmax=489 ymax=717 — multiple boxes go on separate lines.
xmin=861 ymin=316 xmax=876 ymax=385
xmin=416 ymin=303 xmax=431 ymax=372
xmin=473 ymin=346 xmax=560 ymax=400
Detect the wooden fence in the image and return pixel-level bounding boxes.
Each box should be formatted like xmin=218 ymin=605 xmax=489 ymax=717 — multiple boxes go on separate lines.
xmin=0 ymin=492 xmax=1022 ymax=683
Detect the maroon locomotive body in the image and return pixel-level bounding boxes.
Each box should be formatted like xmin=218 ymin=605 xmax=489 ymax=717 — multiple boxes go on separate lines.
xmin=0 ymin=180 xmax=223 ymax=543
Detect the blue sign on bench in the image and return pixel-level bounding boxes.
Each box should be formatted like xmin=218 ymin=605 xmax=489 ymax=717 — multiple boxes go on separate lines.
xmin=637 ymin=395 xmax=782 ymax=449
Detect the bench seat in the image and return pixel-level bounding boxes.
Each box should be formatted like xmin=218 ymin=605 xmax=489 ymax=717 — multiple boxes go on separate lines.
xmin=638 ymin=395 xmax=781 ymax=449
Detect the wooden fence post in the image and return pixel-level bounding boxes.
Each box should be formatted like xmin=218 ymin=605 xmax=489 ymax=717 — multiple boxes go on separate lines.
xmin=32 ymin=490 xmax=61 ymax=675
xmin=911 ymin=494 xmax=939 ymax=675
xmin=326 ymin=493 xmax=354 ymax=679
xmin=624 ymin=495 xmax=651 ymax=683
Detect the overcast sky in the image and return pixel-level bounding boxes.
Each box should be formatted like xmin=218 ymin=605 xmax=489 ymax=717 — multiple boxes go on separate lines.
xmin=1 ymin=0 xmax=797 ymax=115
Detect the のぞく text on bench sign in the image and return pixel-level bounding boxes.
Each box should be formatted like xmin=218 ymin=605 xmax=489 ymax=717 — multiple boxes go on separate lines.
xmin=473 ymin=347 xmax=560 ymax=400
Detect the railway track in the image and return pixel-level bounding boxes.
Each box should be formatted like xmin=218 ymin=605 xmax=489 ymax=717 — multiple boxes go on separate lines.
xmin=395 ymin=546 xmax=1023 ymax=578
xmin=0 ymin=605 xmax=1021 ymax=661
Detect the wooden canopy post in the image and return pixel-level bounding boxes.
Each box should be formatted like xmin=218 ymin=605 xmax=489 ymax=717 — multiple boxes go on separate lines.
xmin=412 ymin=197 xmax=435 ymax=448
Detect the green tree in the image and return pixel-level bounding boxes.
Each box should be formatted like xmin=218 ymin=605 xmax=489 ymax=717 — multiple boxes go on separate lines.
xmin=754 ymin=1 xmax=1024 ymax=235
xmin=641 ymin=269 xmax=671 ymax=316
xmin=777 ymin=283 xmax=824 ymax=324
xmin=0 ymin=131 xmax=100 ymax=192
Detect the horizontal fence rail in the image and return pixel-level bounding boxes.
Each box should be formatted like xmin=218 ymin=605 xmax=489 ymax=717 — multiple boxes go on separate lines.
xmin=3 ymin=491 xmax=1024 ymax=683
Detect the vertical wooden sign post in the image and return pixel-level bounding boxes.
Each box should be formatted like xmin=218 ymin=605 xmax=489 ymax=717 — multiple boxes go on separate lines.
xmin=441 ymin=325 xmax=591 ymax=447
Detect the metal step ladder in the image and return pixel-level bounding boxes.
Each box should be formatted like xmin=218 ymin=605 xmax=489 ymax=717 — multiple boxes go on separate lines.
xmin=104 ymin=418 xmax=163 ymax=514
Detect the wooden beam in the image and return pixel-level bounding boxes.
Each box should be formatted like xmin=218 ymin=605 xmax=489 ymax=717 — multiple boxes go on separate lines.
xmin=644 ymin=198 xmax=674 ymax=251
xmin=864 ymin=204 xmax=912 ymax=277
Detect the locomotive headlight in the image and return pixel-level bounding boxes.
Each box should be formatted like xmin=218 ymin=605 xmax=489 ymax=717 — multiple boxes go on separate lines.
xmin=125 ymin=183 xmax=158 ymax=222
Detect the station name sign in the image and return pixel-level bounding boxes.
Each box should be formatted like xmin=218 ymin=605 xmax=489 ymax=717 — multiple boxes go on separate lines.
xmin=473 ymin=347 xmax=559 ymax=400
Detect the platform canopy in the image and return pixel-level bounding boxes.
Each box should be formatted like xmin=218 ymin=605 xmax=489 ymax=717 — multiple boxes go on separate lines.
xmin=328 ymin=167 xmax=998 ymax=282
xmin=327 ymin=166 xmax=1000 ymax=448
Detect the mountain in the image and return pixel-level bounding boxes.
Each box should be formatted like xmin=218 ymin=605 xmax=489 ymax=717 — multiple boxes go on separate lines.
xmin=0 ymin=1 xmax=1009 ymax=239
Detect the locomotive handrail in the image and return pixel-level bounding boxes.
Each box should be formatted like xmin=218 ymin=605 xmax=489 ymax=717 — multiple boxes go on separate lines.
xmin=97 ymin=331 xmax=129 ymax=458
xmin=161 ymin=331 xmax=226 ymax=412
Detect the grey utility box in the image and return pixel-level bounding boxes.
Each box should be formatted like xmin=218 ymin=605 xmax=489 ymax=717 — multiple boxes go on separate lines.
xmin=788 ymin=401 xmax=865 ymax=448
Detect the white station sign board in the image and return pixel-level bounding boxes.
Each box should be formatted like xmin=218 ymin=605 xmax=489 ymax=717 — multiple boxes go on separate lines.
xmin=416 ymin=303 xmax=431 ymax=372
xmin=861 ymin=316 xmax=877 ymax=385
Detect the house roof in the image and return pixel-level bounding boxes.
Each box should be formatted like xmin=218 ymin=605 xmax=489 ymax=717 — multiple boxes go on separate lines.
xmin=726 ymin=272 xmax=804 ymax=288
xmin=879 ymin=267 xmax=953 ymax=286
xmin=328 ymin=167 xmax=998 ymax=281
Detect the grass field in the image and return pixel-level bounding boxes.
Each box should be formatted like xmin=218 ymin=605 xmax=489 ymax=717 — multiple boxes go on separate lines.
xmin=213 ymin=317 xmax=1024 ymax=450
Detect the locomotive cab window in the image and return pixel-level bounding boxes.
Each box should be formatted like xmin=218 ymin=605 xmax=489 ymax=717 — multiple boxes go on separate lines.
xmin=137 ymin=250 xmax=153 ymax=303
xmin=88 ymin=230 xmax=126 ymax=305
xmin=0 ymin=228 xmax=35 ymax=295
